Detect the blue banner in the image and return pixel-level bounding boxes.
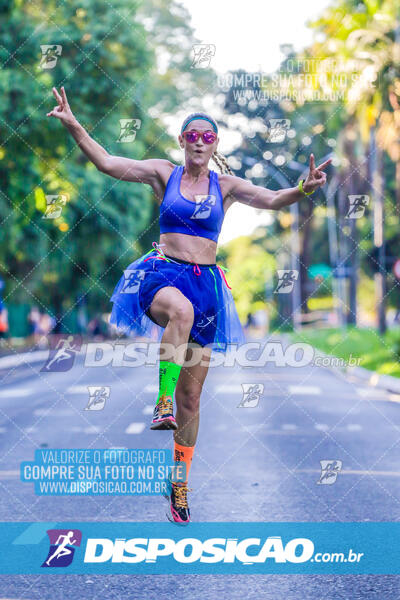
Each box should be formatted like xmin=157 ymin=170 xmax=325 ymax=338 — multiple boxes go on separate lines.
xmin=1 ymin=522 xmax=399 ymax=574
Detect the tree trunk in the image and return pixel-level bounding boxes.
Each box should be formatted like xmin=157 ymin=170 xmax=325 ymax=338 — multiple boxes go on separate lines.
xmin=370 ymin=125 xmax=386 ymax=334
xmin=299 ymin=199 xmax=313 ymax=313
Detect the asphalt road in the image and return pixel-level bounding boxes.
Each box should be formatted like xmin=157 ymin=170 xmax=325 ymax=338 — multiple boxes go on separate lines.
xmin=0 ymin=335 xmax=399 ymax=598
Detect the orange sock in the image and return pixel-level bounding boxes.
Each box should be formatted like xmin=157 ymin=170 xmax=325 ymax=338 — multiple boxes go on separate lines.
xmin=174 ymin=441 xmax=195 ymax=484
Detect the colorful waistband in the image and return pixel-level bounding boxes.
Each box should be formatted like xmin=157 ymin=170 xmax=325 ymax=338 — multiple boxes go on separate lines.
xmin=163 ymin=253 xmax=216 ymax=267
xmin=142 ymin=242 xmax=231 ymax=289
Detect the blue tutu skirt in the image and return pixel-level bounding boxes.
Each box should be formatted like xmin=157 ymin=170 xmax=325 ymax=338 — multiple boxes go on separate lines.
xmin=109 ymin=243 xmax=245 ymax=352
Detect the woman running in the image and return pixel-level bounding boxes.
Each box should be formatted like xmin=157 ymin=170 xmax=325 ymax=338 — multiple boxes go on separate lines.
xmin=48 ymin=86 xmax=331 ymax=524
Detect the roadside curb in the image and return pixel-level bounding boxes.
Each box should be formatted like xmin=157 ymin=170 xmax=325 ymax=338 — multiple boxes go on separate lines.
xmin=283 ymin=332 xmax=400 ymax=394
xmin=345 ymin=365 xmax=400 ymax=394
xmin=310 ymin=345 xmax=400 ymax=394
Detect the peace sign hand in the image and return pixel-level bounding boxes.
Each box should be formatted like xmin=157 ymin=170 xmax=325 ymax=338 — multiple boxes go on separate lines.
xmin=46 ymin=86 xmax=75 ymax=127
xmin=302 ymin=153 xmax=332 ymax=194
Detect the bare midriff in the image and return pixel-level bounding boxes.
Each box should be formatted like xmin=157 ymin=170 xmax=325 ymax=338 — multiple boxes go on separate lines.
xmin=159 ymin=232 xmax=217 ymax=264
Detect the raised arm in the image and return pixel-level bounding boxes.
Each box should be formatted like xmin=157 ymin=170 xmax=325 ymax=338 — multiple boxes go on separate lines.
xmin=47 ymin=86 xmax=172 ymax=187
xmin=224 ymin=154 xmax=331 ymax=210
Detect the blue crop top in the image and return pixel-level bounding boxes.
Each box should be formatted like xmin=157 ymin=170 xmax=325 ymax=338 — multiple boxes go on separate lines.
xmin=159 ymin=165 xmax=225 ymax=243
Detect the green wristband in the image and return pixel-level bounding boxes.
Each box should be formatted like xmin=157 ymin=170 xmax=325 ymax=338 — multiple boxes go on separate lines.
xmin=298 ymin=179 xmax=314 ymax=196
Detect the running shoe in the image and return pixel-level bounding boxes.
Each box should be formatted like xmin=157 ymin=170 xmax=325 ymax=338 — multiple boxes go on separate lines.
xmin=150 ymin=396 xmax=178 ymax=430
xmin=163 ymin=478 xmax=192 ymax=525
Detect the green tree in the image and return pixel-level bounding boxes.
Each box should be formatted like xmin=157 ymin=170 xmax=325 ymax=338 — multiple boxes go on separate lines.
xmin=308 ymin=0 xmax=400 ymax=329
xmin=0 ymin=0 xmax=215 ymax=333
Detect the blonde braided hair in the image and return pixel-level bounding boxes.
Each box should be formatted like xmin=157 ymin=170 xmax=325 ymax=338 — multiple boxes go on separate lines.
xmin=211 ymin=150 xmax=234 ymax=176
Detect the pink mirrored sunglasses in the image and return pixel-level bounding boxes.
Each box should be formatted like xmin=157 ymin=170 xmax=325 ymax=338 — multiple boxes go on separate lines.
xmin=182 ymin=130 xmax=217 ymax=144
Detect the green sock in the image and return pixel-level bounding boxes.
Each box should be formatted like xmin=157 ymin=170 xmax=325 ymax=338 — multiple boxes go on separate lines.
xmin=156 ymin=360 xmax=182 ymax=404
